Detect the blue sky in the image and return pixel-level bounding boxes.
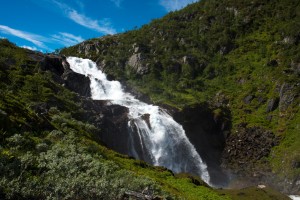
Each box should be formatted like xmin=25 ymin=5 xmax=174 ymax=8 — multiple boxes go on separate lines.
xmin=0 ymin=0 xmax=198 ymax=52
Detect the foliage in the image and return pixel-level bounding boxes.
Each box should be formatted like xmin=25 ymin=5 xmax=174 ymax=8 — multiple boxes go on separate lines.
xmin=60 ymin=0 xmax=300 ymax=183
xmin=0 ymin=39 xmax=231 ymax=199
xmin=1 ymin=0 xmax=300 ymax=197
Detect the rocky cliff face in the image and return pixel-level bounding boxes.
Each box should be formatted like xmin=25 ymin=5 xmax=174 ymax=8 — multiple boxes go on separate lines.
xmin=173 ymin=103 xmax=231 ymax=187
xmin=41 ymin=55 xmax=91 ymax=97
xmin=39 ymin=54 xmax=136 ymax=155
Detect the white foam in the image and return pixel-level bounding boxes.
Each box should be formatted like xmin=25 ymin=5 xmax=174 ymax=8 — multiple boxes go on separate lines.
xmin=290 ymin=195 xmax=300 ymax=200
xmin=67 ymin=56 xmax=210 ymax=184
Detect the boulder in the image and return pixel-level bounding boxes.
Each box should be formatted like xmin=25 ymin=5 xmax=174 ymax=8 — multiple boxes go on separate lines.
xmin=80 ymin=99 xmax=131 ymax=155
xmin=244 ymin=95 xmax=254 ymax=104
xmin=40 ymin=55 xmax=65 ymax=76
xmin=127 ymin=53 xmax=149 ymax=75
xmin=121 ymin=82 xmax=151 ymax=104
xmin=141 ymin=113 xmax=151 ymax=129
xmin=62 ymin=70 xmax=91 ymax=97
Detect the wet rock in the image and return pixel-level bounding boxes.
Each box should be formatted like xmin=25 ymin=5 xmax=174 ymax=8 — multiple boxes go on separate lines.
xmin=266 ymin=98 xmax=279 ymax=112
xmin=121 ymin=82 xmax=152 ymax=104
xmin=173 ymin=103 xmax=231 ymax=186
xmin=40 ymin=55 xmax=65 ymax=76
xmin=62 ymin=70 xmax=91 ymax=97
xmin=141 ymin=113 xmax=151 ymax=129
xmin=81 ymin=99 xmax=130 ymax=155
xmin=61 ymin=56 xmax=71 ymax=71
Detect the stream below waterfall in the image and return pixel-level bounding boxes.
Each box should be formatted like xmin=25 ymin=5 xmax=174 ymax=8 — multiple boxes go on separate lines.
xmin=67 ymin=56 xmax=210 ymax=184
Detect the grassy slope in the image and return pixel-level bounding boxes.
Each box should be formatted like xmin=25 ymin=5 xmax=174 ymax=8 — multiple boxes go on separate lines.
xmin=61 ymin=0 xmax=300 ymax=184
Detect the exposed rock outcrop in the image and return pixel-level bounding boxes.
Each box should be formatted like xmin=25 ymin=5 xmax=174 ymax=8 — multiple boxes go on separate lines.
xmin=266 ymin=98 xmax=279 ymax=112
xmin=223 ymin=126 xmax=279 ymax=166
xmin=39 ymin=55 xmax=91 ymax=97
xmin=222 ymin=125 xmax=280 ymax=189
xmin=40 ymin=55 xmax=65 ymax=76
xmin=279 ymin=83 xmax=297 ymax=112
xmin=62 ymin=70 xmax=91 ymax=97
xmin=127 ymin=53 xmax=149 ymax=75
xmin=80 ymin=99 xmax=131 ymax=155
xmin=173 ymin=103 xmax=231 ymax=186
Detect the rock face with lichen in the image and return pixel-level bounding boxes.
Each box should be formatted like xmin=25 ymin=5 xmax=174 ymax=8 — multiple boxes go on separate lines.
xmin=127 ymin=53 xmax=149 ymax=75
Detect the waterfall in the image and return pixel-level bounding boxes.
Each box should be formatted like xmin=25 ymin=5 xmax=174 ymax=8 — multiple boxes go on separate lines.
xmin=67 ymin=56 xmax=210 ymax=184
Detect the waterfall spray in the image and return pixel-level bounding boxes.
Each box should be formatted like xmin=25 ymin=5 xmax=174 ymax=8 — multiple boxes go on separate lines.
xmin=67 ymin=56 xmax=210 ymax=184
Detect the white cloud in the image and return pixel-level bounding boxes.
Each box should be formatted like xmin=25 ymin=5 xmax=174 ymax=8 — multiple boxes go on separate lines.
xmin=0 ymin=25 xmax=48 ymax=49
xmin=0 ymin=25 xmax=47 ymax=49
xmin=51 ymin=32 xmax=84 ymax=46
xmin=0 ymin=24 xmax=84 ymax=51
xmin=110 ymin=0 xmax=123 ymax=7
xmin=52 ymin=0 xmax=116 ymax=35
xmin=21 ymin=45 xmax=38 ymax=51
xmin=159 ymin=0 xmax=199 ymax=12
xmin=68 ymin=10 xmax=116 ymax=35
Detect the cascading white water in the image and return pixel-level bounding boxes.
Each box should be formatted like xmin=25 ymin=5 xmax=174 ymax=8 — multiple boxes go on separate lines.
xmin=67 ymin=56 xmax=210 ymax=184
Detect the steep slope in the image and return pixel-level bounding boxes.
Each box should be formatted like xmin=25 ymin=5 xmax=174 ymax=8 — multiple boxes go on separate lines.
xmin=0 ymin=39 xmax=227 ymax=199
xmin=0 ymin=39 xmax=291 ymax=199
xmin=60 ymin=0 xmax=300 ymax=194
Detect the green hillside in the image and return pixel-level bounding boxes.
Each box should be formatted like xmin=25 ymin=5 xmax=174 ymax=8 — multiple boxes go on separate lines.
xmin=1 ymin=36 xmax=290 ymax=200
xmin=61 ymin=0 xmax=300 ymax=194
xmin=0 ymin=39 xmax=231 ymax=199
xmin=0 ymin=0 xmax=299 ymax=199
